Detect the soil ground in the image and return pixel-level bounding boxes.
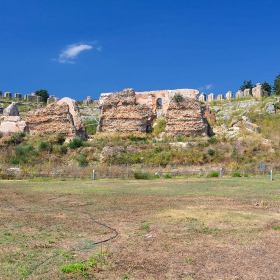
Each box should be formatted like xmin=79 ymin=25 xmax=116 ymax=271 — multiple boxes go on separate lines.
xmin=1 ymin=176 xmax=280 ymax=280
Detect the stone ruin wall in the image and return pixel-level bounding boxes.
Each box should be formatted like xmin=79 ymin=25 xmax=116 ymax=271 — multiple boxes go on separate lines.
xmin=97 ymin=88 xmax=156 ymax=133
xmin=25 ymin=98 xmax=87 ymax=140
xmin=98 ymin=88 xmax=212 ymax=136
xmin=135 ymin=89 xmax=199 ymax=114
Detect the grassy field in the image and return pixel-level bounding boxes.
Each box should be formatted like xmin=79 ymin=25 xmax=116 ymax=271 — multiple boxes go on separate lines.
xmin=1 ymin=176 xmax=280 ymax=279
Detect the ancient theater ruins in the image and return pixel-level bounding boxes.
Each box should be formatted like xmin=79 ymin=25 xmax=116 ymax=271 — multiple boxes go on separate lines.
xmin=98 ymin=88 xmax=211 ymax=136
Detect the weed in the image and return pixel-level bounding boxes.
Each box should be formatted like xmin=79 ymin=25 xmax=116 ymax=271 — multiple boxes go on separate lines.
xmin=4 ymin=232 xmax=12 ymax=236
xmin=163 ymin=174 xmax=172 ymax=179
xmin=20 ymin=266 xmax=29 ymax=279
xmin=186 ymin=258 xmax=193 ymax=263
xmin=122 ymin=275 xmax=129 ymax=279
xmin=60 ymin=262 xmax=86 ymax=273
xmin=142 ymin=223 xmax=149 ymax=231
xmin=244 ymin=173 xmax=249 ymax=177
xmin=274 ymin=225 xmax=280 ymax=230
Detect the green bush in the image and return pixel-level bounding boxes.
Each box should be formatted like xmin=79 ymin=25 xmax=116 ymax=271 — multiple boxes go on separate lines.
xmin=243 ymin=173 xmax=249 ymax=177
xmin=172 ymin=93 xmax=184 ymax=102
xmin=207 ymin=149 xmax=216 ymax=156
xmin=209 ymin=171 xmax=219 ymax=177
xmin=59 ymin=145 xmax=68 ymax=155
xmin=68 ymin=138 xmax=84 ymax=149
xmin=232 ymin=172 xmax=241 ymax=177
xmin=163 ymin=174 xmax=172 ymax=179
xmin=134 ymin=172 xmax=151 ymax=180
xmin=39 ymin=141 xmax=51 ymax=152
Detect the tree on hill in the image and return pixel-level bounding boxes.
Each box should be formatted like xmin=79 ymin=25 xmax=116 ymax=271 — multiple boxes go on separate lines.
xmin=35 ymin=89 xmax=49 ymax=103
xmin=240 ymin=80 xmax=254 ymax=95
xmin=261 ymin=81 xmax=272 ymax=96
xmin=274 ymin=74 xmax=280 ymax=95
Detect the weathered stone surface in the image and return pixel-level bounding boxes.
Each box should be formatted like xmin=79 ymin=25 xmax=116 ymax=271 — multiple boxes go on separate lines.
xmin=165 ymin=98 xmax=208 ymax=136
xmin=244 ymin=121 xmax=261 ymax=133
xmin=201 ymin=105 xmax=216 ymax=123
xmin=98 ymin=89 xmax=156 ymax=133
xmin=265 ymin=102 xmax=275 ymax=114
xmin=252 ymin=83 xmax=263 ymax=99
xmin=57 ymin=98 xmax=86 ymax=139
xmin=26 ymin=99 xmax=87 ymax=139
xmin=0 ymin=116 xmax=27 ymax=134
xmin=3 ymin=102 xmax=19 ymax=116
xmin=242 ymin=116 xmax=251 ymax=122
xmin=230 ymin=118 xmax=239 ymax=127
xmin=101 ymin=146 xmax=124 ymax=162
xmin=135 ymin=88 xmax=199 ymax=114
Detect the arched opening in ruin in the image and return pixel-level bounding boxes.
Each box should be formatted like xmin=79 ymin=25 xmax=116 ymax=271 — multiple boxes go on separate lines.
xmin=156 ymin=98 xmax=162 ymax=109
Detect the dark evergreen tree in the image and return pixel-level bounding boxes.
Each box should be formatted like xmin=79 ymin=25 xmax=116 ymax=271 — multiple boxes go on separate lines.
xmin=274 ymin=74 xmax=280 ymax=95
xmin=261 ymin=81 xmax=272 ymax=96
xmin=35 ymin=89 xmax=49 ymax=103
xmin=239 ymin=80 xmax=254 ymax=95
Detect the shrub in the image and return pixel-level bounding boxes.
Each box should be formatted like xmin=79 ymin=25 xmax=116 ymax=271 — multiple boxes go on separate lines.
xmin=59 ymin=145 xmax=68 ymax=155
xmin=172 ymin=93 xmax=183 ymax=102
xmin=68 ymin=138 xmax=84 ymax=149
xmin=232 ymin=172 xmax=241 ymax=177
xmin=39 ymin=141 xmax=51 ymax=152
xmin=163 ymin=174 xmax=172 ymax=179
xmin=244 ymin=173 xmax=249 ymax=177
xmin=134 ymin=172 xmax=151 ymax=180
xmin=209 ymin=171 xmax=219 ymax=177
xmin=75 ymin=153 xmax=88 ymax=167
xmin=207 ymin=149 xmax=216 ymax=156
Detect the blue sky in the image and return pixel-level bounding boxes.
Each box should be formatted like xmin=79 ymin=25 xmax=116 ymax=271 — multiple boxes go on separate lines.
xmin=1 ymin=0 xmax=280 ymax=101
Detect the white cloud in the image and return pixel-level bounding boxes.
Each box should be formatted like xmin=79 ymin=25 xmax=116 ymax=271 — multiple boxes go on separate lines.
xmin=198 ymin=84 xmax=214 ymax=92
xmin=58 ymin=43 xmax=93 ymax=64
xmin=97 ymin=46 xmax=102 ymax=51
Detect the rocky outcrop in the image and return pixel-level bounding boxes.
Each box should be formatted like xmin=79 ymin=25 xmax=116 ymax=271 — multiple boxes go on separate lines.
xmin=0 ymin=116 xmax=27 ymax=134
xmin=26 ymin=98 xmax=87 ymax=139
xmin=3 ymin=102 xmax=19 ymax=116
xmin=97 ymin=88 xmax=156 ymax=133
xmin=165 ymin=98 xmax=209 ymax=136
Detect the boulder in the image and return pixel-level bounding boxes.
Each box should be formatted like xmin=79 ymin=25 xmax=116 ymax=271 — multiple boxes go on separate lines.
xmin=0 ymin=116 xmax=27 ymax=134
xmin=265 ymin=102 xmax=275 ymax=115
xmin=3 ymin=102 xmax=19 ymax=116
xmin=244 ymin=121 xmax=261 ymax=133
